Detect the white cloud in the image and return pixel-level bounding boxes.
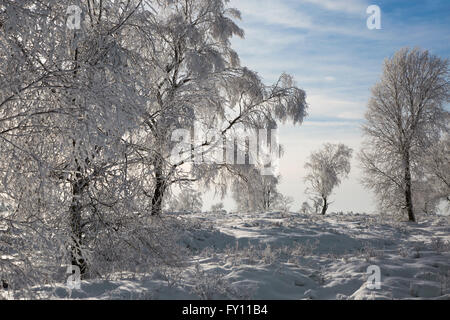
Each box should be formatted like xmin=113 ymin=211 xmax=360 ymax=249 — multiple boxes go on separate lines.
xmin=229 ymin=0 xmax=383 ymax=38
xmin=306 ymin=94 xmax=366 ymax=120
xmin=231 ymin=26 xmax=306 ymax=56
xmin=229 ymin=0 xmax=313 ymax=30
xmin=302 ymin=121 xmax=358 ymax=127
xmin=300 ymin=0 xmax=368 ymax=15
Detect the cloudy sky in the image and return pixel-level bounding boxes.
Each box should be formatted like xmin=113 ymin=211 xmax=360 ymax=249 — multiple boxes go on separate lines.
xmin=204 ymin=0 xmax=450 ymax=213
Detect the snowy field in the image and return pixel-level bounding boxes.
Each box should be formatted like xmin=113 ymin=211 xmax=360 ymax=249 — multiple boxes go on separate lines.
xmin=4 ymin=211 xmax=449 ymax=300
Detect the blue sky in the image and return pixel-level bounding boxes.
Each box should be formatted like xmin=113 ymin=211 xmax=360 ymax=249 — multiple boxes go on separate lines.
xmin=204 ymin=0 xmax=450 ymax=213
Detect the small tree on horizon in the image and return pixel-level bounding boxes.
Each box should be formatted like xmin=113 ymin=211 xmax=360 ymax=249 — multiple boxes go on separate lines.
xmin=231 ymin=167 xmax=282 ymax=212
xmin=304 ymin=143 xmax=353 ymax=215
xmin=300 ymin=201 xmax=313 ymax=214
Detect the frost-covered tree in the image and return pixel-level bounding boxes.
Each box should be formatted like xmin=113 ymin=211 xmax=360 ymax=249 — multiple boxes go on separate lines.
xmin=305 ymin=197 xmax=323 ymax=214
xmin=273 ymin=194 xmax=294 ymax=212
xmin=414 ymin=132 xmax=450 ymax=215
xmin=359 ymin=48 xmax=449 ymax=222
xmin=300 ymin=201 xmax=312 ymax=214
xmin=304 ymin=143 xmax=353 ymax=215
xmin=425 ymin=133 xmax=450 ymax=203
xmin=210 ymin=202 xmax=225 ymax=213
xmin=0 ymin=0 xmax=184 ymax=286
xmin=137 ymin=0 xmax=308 ymax=216
xmin=231 ymin=167 xmax=281 ymax=212
xmin=170 ymin=188 xmax=203 ymax=213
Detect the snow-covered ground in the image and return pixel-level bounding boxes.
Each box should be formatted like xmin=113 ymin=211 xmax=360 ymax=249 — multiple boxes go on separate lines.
xmin=4 ymin=211 xmax=450 ymax=300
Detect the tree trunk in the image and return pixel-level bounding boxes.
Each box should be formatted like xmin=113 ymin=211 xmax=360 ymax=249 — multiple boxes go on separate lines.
xmin=403 ymin=150 xmax=416 ymax=222
xmin=151 ymin=159 xmax=166 ymax=216
xmin=70 ymin=173 xmax=88 ymax=277
xmin=321 ymin=196 xmax=328 ymax=215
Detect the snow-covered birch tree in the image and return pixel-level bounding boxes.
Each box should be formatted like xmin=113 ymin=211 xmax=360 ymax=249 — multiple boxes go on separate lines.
xmin=0 ymin=0 xmax=184 ymax=285
xmin=359 ymin=48 xmax=449 ymax=222
xmin=414 ymin=130 xmax=450 ymax=215
xmin=135 ymin=0 xmax=308 ymax=216
xmin=304 ymin=143 xmax=353 ymax=215
xmin=231 ymin=167 xmax=281 ymax=212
